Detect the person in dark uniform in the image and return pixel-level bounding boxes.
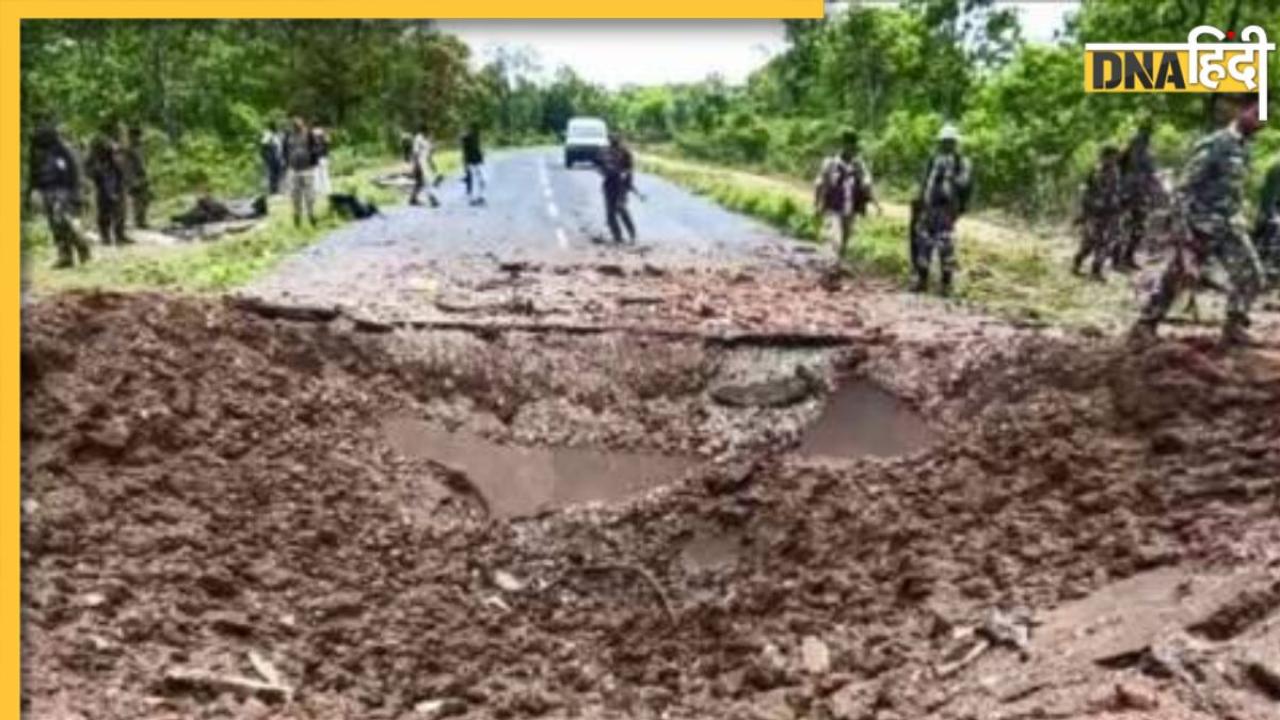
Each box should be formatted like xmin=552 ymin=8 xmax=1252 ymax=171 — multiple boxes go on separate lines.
xmin=122 ymin=125 xmax=151 ymax=229
xmin=597 ymin=131 xmax=636 ymax=244
xmin=26 ymin=122 xmax=91 ymax=268
xmin=1072 ymin=145 xmax=1123 ymax=280
xmin=260 ymin=123 xmax=284 ymax=194
xmin=85 ymin=127 xmax=131 ymax=246
xmin=461 ymin=123 xmax=486 ymax=206
xmin=1113 ymin=120 xmax=1159 ymax=271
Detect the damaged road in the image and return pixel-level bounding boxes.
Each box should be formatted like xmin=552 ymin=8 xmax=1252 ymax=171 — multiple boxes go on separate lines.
xmin=21 ymin=287 xmax=1280 ymax=720
xmin=19 ymin=161 xmax=1280 ymax=719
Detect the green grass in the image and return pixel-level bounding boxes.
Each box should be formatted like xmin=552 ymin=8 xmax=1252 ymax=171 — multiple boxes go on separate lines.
xmin=24 ymin=152 xmax=460 ymax=296
xmin=640 ymin=153 xmax=1136 ymax=328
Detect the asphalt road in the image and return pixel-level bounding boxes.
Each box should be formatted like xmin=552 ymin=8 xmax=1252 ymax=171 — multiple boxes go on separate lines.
xmin=247 ymin=147 xmax=807 ymax=315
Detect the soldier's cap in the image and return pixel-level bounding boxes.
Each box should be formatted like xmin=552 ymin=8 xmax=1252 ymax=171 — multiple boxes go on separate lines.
xmin=841 ymin=130 xmax=859 ymax=148
xmin=938 ymin=124 xmax=960 ymax=142
xmin=1101 ymin=144 xmax=1120 ymax=157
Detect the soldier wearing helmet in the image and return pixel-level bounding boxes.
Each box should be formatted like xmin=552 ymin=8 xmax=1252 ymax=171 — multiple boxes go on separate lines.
xmin=913 ymin=123 xmax=972 ymax=295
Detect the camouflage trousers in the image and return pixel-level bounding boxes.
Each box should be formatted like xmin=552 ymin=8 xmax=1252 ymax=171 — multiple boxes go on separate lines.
xmin=913 ymin=205 xmax=957 ymax=279
xmin=40 ymin=188 xmax=90 ymax=266
xmin=1074 ymin=212 xmax=1120 ymax=275
xmin=1138 ymin=219 xmax=1263 ymax=327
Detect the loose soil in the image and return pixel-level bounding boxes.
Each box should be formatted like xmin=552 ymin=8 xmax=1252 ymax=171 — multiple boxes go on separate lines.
xmin=20 ymin=290 xmax=1280 ymax=720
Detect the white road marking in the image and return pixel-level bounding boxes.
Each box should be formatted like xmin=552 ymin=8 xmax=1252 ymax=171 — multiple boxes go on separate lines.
xmin=546 ymin=201 xmax=559 ymax=219
xmin=556 ymin=227 xmax=569 ymax=249
xmin=543 ymin=185 xmax=553 ymax=200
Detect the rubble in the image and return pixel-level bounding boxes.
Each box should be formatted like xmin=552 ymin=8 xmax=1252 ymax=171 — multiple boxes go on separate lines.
xmin=19 ymin=291 xmax=1280 ymax=719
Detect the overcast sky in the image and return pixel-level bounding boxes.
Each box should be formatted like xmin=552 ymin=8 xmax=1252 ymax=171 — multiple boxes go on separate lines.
xmin=439 ymin=2 xmax=1079 ymax=88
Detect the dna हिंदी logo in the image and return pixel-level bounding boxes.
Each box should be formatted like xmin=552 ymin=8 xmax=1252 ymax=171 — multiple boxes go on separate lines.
xmin=1084 ymin=25 xmax=1273 ymax=120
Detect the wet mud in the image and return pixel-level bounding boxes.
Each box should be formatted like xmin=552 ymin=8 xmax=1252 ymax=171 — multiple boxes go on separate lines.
xmin=20 ymin=291 xmax=1280 ymax=720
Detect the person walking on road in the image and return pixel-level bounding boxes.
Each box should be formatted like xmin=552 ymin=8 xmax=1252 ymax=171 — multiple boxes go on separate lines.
xmin=913 ymin=123 xmax=972 ymax=295
xmin=122 ymin=125 xmax=151 ymax=229
xmin=598 ymin=131 xmax=636 ymax=244
xmin=282 ymin=116 xmax=320 ymax=227
xmin=813 ymin=130 xmax=878 ymax=263
xmin=85 ymin=127 xmax=132 ymax=246
xmin=1131 ymin=100 xmax=1265 ymax=347
xmin=462 ymin=123 xmax=487 ymax=206
xmin=26 ymin=122 xmax=91 ymax=268
xmin=1072 ymin=145 xmax=1123 ymax=281
xmin=409 ymin=125 xmax=440 ymax=208
xmin=260 ymin=123 xmax=284 ymax=195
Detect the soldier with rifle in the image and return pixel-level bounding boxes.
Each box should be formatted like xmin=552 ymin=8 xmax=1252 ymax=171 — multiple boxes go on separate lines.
xmin=813 ymin=130 xmax=879 ymax=265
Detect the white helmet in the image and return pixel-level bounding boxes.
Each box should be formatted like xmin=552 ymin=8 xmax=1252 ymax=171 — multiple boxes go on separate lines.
xmin=938 ymin=123 xmax=960 ymax=142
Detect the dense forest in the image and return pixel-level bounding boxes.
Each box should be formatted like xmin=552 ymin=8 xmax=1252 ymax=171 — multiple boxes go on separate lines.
xmin=20 ymin=1 xmax=1280 ymax=214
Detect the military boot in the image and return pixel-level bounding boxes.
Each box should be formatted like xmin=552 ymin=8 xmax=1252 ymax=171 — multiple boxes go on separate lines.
xmin=1128 ymin=320 xmax=1158 ymax=346
xmin=1220 ymin=315 xmax=1256 ymax=348
xmin=910 ymin=270 xmax=928 ymax=293
xmin=939 ymin=271 xmax=953 ymax=297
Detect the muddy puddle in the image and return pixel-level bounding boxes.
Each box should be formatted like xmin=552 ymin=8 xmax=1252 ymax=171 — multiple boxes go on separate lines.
xmin=383 ymin=417 xmax=695 ymax=518
xmin=798 ymin=379 xmax=937 ymax=459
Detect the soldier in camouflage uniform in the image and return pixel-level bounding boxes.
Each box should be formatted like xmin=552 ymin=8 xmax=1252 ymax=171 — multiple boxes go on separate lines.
xmin=26 ymin=122 xmax=91 ymax=268
xmin=122 ymin=125 xmax=151 ymax=229
xmin=813 ymin=130 xmax=877 ymax=262
xmin=85 ymin=128 xmax=132 ymax=245
xmin=1254 ymin=160 xmax=1280 ymax=289
xmin=1131 ymin=101 xmax=1265 ymax=346
xmin=913 ymin=124 xmax=972 ymax=295
xmin=1113 ymin=121 xmax=1159 ymax=271
xmin=1072 ymin=145 xmax=1123 ymax=280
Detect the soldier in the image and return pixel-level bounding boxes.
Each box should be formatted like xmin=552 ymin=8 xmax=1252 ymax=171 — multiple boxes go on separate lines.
xmin=408 ymin=124 xmax=439 ymax=208
xmin=913 ymin=124 xmax=972 ymax=295
xmin=281 ymin=116 xmax=319 ymax=227
xmin=1130 ymin=100 xmax=1265 ymax=347
xmin=84 ymin=127 xmax=131 ymax=246
xmin=122 ymin=125 xmax=151 ymax=229
xmin=1255 ymin=160 xmax=1280 ymax=288
xmin=813 ymin=130 xmax=878 ymax=262
xmin=25 ymin=122 xmax=90 ymax=268
xmin=1072 ymin=145 xmax=1123 ymax=281
xmin=598 ymin=131 xmax=636 ymax=244
xmin=1113 ymin=120 xmax=1159 ymax=271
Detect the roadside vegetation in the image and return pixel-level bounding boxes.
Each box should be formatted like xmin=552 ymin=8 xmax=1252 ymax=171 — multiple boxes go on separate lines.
xmin=640 ymin=153 xmax=1135 ymax=327
xmin=23 ymin=151 xmax=461 ymax=295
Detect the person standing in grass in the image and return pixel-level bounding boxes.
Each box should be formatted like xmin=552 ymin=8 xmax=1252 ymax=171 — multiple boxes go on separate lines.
xmin=312 ymin=125 xmax=332 ymax=197
xmin=122 ymin=125 xmax=151 ymax=229
xmin=85 ymin=126 xmax=132 ymax=246
xmin=26 ymin=122 xmax=91 ymax=268
xmin=1113 ymin=119 xmax=1159 ymax=271
xmin=1071 ymin=145 xmax=1123 ymax=281
xmin=409 ymin=124 xmax=440 ymax=208
xmin=913 ymin=123 xmax=972 ymax=296
xmin=260 ymin=123 xmax=284 ymax=195
xmin=813 ymin=130 xmax=876 ymax=264
xmin=282 ymin=116 xmax=320 ymax=227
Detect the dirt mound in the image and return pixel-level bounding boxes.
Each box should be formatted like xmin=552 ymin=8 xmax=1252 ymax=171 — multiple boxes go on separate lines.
xmin=21 ymin=292 xmax=1280 ymax=719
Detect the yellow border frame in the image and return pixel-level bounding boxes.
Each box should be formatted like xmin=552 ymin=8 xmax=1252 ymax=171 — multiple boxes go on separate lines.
xmin=3 ymin=2 xmax=822 ymax=717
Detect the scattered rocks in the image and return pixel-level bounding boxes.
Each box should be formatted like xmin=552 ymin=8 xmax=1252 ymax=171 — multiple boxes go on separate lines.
xmin=801 ymin=636 xmax=831 ymax=675
xmin=493 ymin=570 xmax=525 ymax=593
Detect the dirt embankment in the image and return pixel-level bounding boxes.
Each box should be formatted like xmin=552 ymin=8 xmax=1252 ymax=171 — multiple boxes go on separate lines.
xmin=20 ymin=292 xmax=1280 ymax=720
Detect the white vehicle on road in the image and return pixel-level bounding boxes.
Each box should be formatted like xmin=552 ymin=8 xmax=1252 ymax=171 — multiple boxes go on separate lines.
xmin=563 ymin=117 xmax=609 ymax=168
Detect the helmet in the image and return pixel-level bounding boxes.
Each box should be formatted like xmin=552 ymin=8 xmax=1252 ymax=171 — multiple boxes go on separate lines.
xmin=938 ymin=124 xmax=960 ymax=142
